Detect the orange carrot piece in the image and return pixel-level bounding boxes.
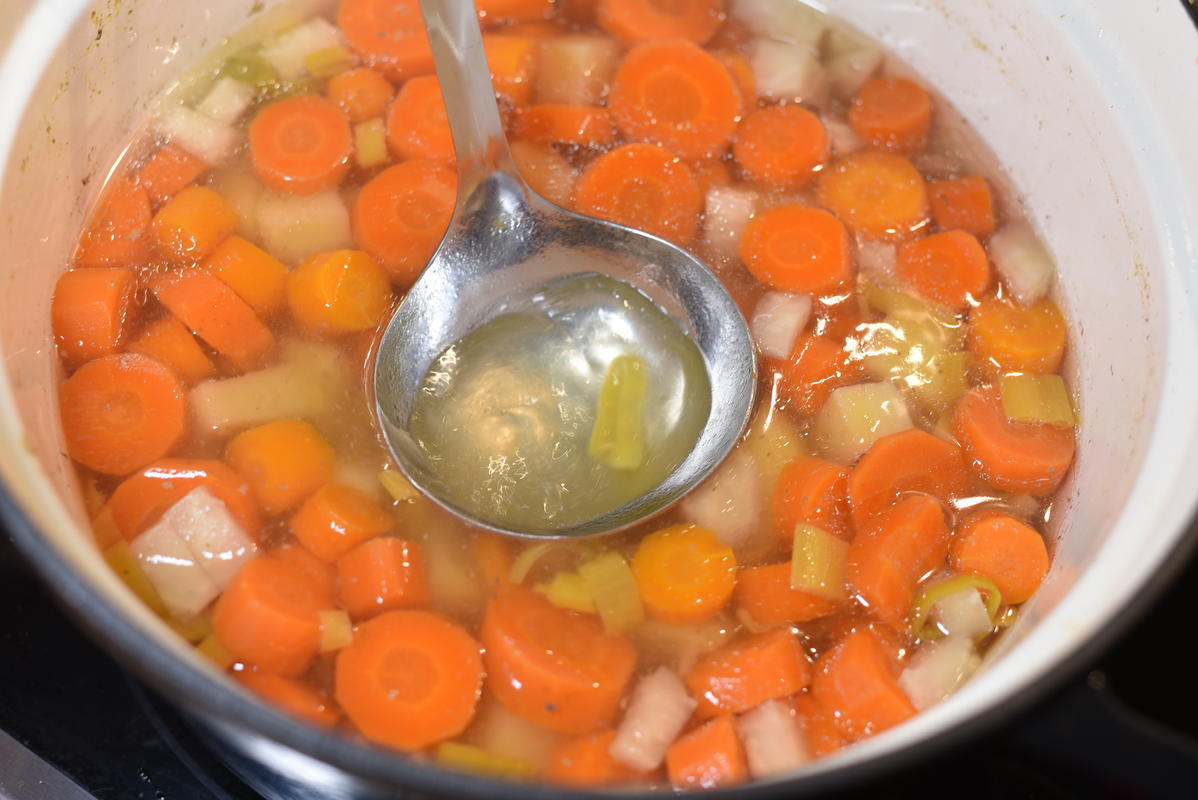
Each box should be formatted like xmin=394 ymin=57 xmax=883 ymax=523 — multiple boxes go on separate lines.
xmin=59 ymin=354 xmax=186 ymax=476
xmin=968 ymin=295 xmax=1067 ymax=379
xmin=474 ymin=532 xmax=515 ymax=593
xmin=201 ymin=236 xmax=290 ymax=318
xmin=513 ymin=104 xmax=617 ymax=148
xmin=793 ymin=694 xmax=845 ymax=758
xmin=237 ymin=670 xmax=341 ymax=728
xmin=896 ymin=230 xmax=991 ymax=310
xmin=716 ymin=50 xmax=756 ymax=105
xmin=480 ymin=585 xmax=636 ymax=734
xmin=561 ymin=0 xmax=601 ymax=23
xmin=352 ymin=159 xmax=457 ymax=286
xmin=482 ymin=34 xmax=539 ymax=105
xmin=810 ymin=628 xmax=915 ymax=741
xmin=953 ymin=386 xmax=1076 ymax=495
xmin=337 ymin=0 xmax=434 ymax=83
xmin=598 ymin=0 xmax=723 ymax=45
xmin=503 ymin=20 xmax=565 ymax=37
xmin=151 ymin=271 xmax=275 ymax=371
xmin=631 ymin=524 xmax=737 ymax=624
xmin=266 ymin=543 xmax=337 ymax=607
xmin=547 ymin=730 xmax=647 ymax=787
xmin=772 ymin=457 xmax=852 ymax=542
xmin=574 ymin=142 xmax=702 ymax=246
xmin=739 ymin=205 xmax=854 ymax=296
xmin=817 ymin=151 xmax=929 ymax=242
xmin=734 ymin=106 xmax=829 ymax=190
xmin=290 ymin=483 xmax=393 ymax=562
xmin=137 ymin=144 xmax=208 ymax=206
xmin=848 ymin=77 xmax=933 ymax=153
xmin=109 ymin=458 xmax=262 ymax=541
xmin=689 ymin=157 xmax=732 ymax=194
xmin=952 ymin=512 xmax=1050 ymax=604
xmin=250 ymin=95 xmax=353 ymax=195
xmin=225 ymin=419 xmax=335 ymax=516
xmin=151 ymin=185 xmax=238 ymax=263
xmin=75 ymin=178 xmax=154 ymax=268
xmin=336 ymin=536 xmax=429 ymax=619
xmin=928 ymin=176 xmax=996 ymax=239
xmin=846 ymin=429 xmax=970 ymax=534
xmin=510 ymin=140 xmax=575 ymax=207
xmin=846 ymin=494 xmax=951 ymax=629
xmin=477 ymin=0 xmax=556 ymax=24
xmin=777 ymin=334 xmax=862 ymax=417
xmin=666 ymin=715 xmax=748 ymax=790
xmin=286 ymin=249 xmax=393 ymax=336
xmin=52 ymin=267 xmax=137 ymax=367
xmin=608 ymin=41 xmax=741 ymax=160
xmin=735 ymin=562 xmax=840 ymax=625
xmin=335 ymin=610 xmax=483 ymax=750
xmin=126 ymin=315 xmax=215 ymax=384
xmin=686 ymin=628 xmax=811 ymax=717
xmin=327 ymin=67 xmax=395 ymax=124
xmin=386 ymin=75 xmax=454 ymax=163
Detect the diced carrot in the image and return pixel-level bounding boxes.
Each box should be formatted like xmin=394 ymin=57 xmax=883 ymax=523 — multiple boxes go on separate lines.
xmin=237 ymin=670 xmax=341 ymax=728
xmin=686 ymin=628 xmax=811 ymax=717
xmin=547 ymin=730 xmax=647 ymax=788
xmin=75 ymin=178 xmax=153 ymax=268
xmin=337 ymin=0 xmax=434 ymax=83
xmin=503 ymin=20 xmax=564 ymax=37
xmin=772 ymin=457 xmax=852 ymax=542
xmin=336 ymin=536 xmax=429 ymax=619
xmin=109 ymin=458 xmax=261 ymax=541
xmin=212 ymin=557 xmax=327 ymax=676
xmin=52 ymin=267 xmax=137 ymax=367
xmin=846 ymin=494 xmax=950 ymax=629
xmin=952 ymin=512 xmax=1050 ymax=604
xmin=386 ymin=75 xmax=454 ymax=163
xmin=290 ymin=483 xmax=393 ymax=562
xmin=735 ymin=562 xmax=839 ymax=625
xmin=665 ymin=715 xmax=748 ymax=790
xmin=152 ymin=185 xmax=238 ymax=263
xmin=631 ymin=524 xmax=737 ymax=624
xmin=201 ymin=236 xmax=289 ymax=318
xmin=689 ymin=157 xmax=732 ymax=194
xmin=335 ymin=610 xmax=483 ymax=750
xmin=137 ymin=144 xmax=208 ymax=206
xmin=734 ymin=106 xmax=828 ymax=190
xmin=250 ymin=95 xmax=353 ymax=195
xmin=351 ymin=159 xmax=457 ymax=286
xmin=608 ymin=41 xmax=741 ymax=160
xmin=474 ymin=532 xmax=515 ymax=593
xmin=848 ymin=77 xmax=933 ymax=153
xmin=968 ymin=295 xmax=1067 ymax=379
xmin=598 ymin=0 xmax=723 ymax=45
xmin=574 ymin=142 xmax=702 ymax=246
xmin=477 ymin=0 xmax=556 ymax=24
xmin=126 ymin=315 xmax=215 ymax=384
xmin=327 ymin=67 xmax=395 ymax=124
xmin=59 ymin=354 xmax=186 ymax=476
xmin=286 ymin=249 xmax=393 ymax=336
xmin=716 ymin=50 xmax=756 ymax=105
xmin=510 ymin=140 xmax=575 ymax=207
xmin=953 ymin=386 xmax=1076 ymax=495
xmin=777 ymin=334 xmax=862 ymax=417
xmin=846 ymin=429 xmax=970 ymax=534
xmin=810 ymin=628 xmax=915 ymax=741
xmin=739 ymin=205 xmax=853 ymax=296
xmin=928 ymin=176 xmax=996 ymax=239
xmin=513 ymin=104 xmax=617 ymax=148
xmin=480 ymin=585 xmax=636 ymax=734
xmin=266 ymin=542 xmax=337 ymax=606
xmin=225 ymin=419 xmax=335 ymax=515
xmin=482 ymin=34 xmax=539 ymax=105
xmin=793 ymin=694 xmax=845 ymax=758
xmin=151 ymin=271 xmax=275 ymax=371
xmin=817 ymin=151 xmax=929 ymax=242
xmin=896 ymin=230 xmax=991 ymax=310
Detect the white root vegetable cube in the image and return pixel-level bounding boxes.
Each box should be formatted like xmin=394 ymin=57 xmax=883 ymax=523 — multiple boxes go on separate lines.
xmin=736 ymin=698 xmax=809 ymax=778
xmin=932 ymin=585 xmax=994 ymax=639
xmin=156 ymin=104 xmax=240 ymax=166
xmin=535 ymin=35 xmax=622 ymax=105
xmin=256 ymin=189 xmax=352 ymax=266
xmin=609 ymin=667 xmax=697 ymax=772
xmin=751 ymin=291 xmax=813 ymax=360
xmin=679 ymin=446 xmax=763 ymax=551
xmin=703 ymin=185 xmax=758 ymax=256
xmin=749 ymin=38 xmax=827 ymax=106
xmin=130 ymin=517 xmax=220 ymax=620
xmin=209 ymin=165 xmax=263 ymax=240
xmin=990 ymin=222 xmax=1056 ymax=307
xmin=195 ymin=77 xmax=256 ymax=125
xmin=159 ymin=486 xmax=258 ymax=588
xmin=733 ymin=0 xmax=828 ymax=49
xmin=260 ymin=18 xmax=343 ymax=80
xmin=899 ymin=636 xmax=982 ymax=711
xmin=813 ymin=381 xmax=913 ymax=464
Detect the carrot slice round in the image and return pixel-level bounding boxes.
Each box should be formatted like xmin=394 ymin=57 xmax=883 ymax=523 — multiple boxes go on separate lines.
xmin=266 ymin=543 xmax=337 ymax=606
xmin=665 ymin=715 xmax=748 ymax=790
xmin=734 ymin=105 xmax=829 ymax=190
xmin=290 ymin=483 xmax=393 ymax=562
xmin=686 ymin=628 xmax=811 ymax=718
xmin=75 ymin=178 xmax=153 ymax=268
xmin=152 ymin=185 xmax=238 ymax=263
xmin=597 ymin=0 xmax=723 ymax=44
xmin=201 ymin=236 xmax=290 ymax=319
xmin=237 ymin=670 xmax=341 ymax=729
xmin=336 ymin=536 xmax=429 ymax=619
xmin=772 ymin=456 xmax=852 ymax=542
xmin=928 ymin=176 xmax=996 ymax=239
xmin=51 ymin=267 xmax=137 ymax=367
xmin=847 ymin=429 xmax=971 ymax=534
xmin=777 ymin=334 xmax=863 ymax=417
xmin=896 ymin=230 xmax=991 ymax=310
xmin=547 ymin=730 xmax=648 ymax=788
xmin=250 ymin=95 xmax=353 ymax=195
xmin=848 ymin=77 xmax=933 ymax=153
xmin=327 ymin=66 xmax=395 ymax=124
xmin=513 ymin=104 xmax=618 ymax=148
xmin=739 ymin=205 xmax=854 ymax=296
xmin=286 ymin=249 xmax=393 ymax=336
xmin=337 ymin=0 xmax=434 ymax=83
xmin=109 ymin=458 xmax=261 ymax=541
xmin=632 ymin=524 xmax=737 ymax=624
xmin=151 ymin=271 xmax=275 ymax=372
xmin=226 ymin=419 xmax=334 ymax=516
xmin=817 ymin=151 xmax=929 ymax=242
xmin=137 ymin=144 xmax=209 ymax=207
xmin=952 ymin=512 xmax=1050 ymax=604
xmin=126 ymin=315 xmax=215 ymax=384
xmin=968 ymin=295 xmax=1067 ymax=379
xmin=386 ymin=75 xmax=454 ymax=163
xmin=735 ymin=562 xmax=839 ymax=626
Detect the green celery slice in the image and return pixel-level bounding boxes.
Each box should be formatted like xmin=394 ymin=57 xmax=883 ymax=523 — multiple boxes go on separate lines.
xmin=578 ymin=550 xmax=644 ymax=634
xmin=588 ymin=354 xmax=648 ymax=471
xmin=354 ymin=118 xmax=389 ymax=169
xmin=1000 ymin=373 xmax=1077 ymax=427
xmin=435 ymin=742 xmax=537 ymax=779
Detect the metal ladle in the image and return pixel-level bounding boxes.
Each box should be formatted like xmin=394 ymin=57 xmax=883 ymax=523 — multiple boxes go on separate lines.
xmin=373 ymin=0 xmax=756 ymax=538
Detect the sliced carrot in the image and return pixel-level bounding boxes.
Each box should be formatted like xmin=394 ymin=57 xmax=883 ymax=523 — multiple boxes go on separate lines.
xmin=848 ymin=77 xmax=933 ymax=153
xmin=201 ymin=236 xmax=290 ymax=318
xmin=739 ymin=205 xmax=853 ymax=296
xmin=327 ymin=66 xmax=395 ymax=124
xmin=896 ymin=230 xmax=990 ymax=310
xmin=810 ymin=628 xmax=915 ymax=741
xmin=286 ymin=249 xmax=393 ymax=336
xmin=817 ymin=151 xmax=929 ymax=242
xmin=574 ymin=142 xmax=702 ymax=245
xmin=225 ymin=419 xmax=335 ymax=515
xmin=137 ymin=144 xmax=209 ymax=206
xmin=561 ymin=0 xmax=601 ymax=23
xmin=212 ymin=557 xmax=327 ymax=676
xmin=337 ymin=0 xmax=434 ymax=83
xmin=793 ymin=693 xmax=845 ymax=758
xmin=846 ymin=494 xmax=950 ymax=629
xmin=335 ymin=610 xmax=483 ymax=750
xmin=734 ymin=106 xmax=828 ymax=190
xmin=385 ymin=75 xmax=454 ymax=163
xmin=968 ymin=295 xmax=1067 ymax=379
xmin=772 ymin=457 xmax=852 ymax=542
xmin=686 ymin=628 xmax=811 ymax=717
xmin=59 ymin=354 xmax=186 ymax=476
xmin=290 ymin=483 xmax=393 ymax=562
xmin=689 ymin=157 xmax=732 ymax=194
xmin=846 ymin=429 xmax=970 ymax=534
xmin=735 ymin=562 xmax=840 ymax=625
xmin=513 ymin=104 xmax=617 ymax=148
xmin=477 ymin=0 xmax=556 ymax=24
xmin=52 ymin=267 xmax=137 ymax=367
xmin=631 ymin=524 xmax=737 ymax=624
xmin=928 ymin=176 xmax=996 ymax=239
xmin=474 ymin=532 xmax=515 ymax=593
xmin=666 ymin=715 xmax=747 ymax=790
xmin=151 ymin=271 xmax=275 ymax=371
xmin=952 ymin=512 xmax=1050 ymax=604
xmin=716 ymin=50 xmax=756 ymax=105
xmin=480 ymin=585 xmax=636 ymax=734
xmin=152 ymin=185 xmax=238 ymax=263
xmin=75 ymin=178 xmax=153 ymax=268
xmin=237 ymin=670 xmax=341 ymax=728
xmin=482 ymin=34 xmax=539 ymax=105
xmin=777 ymin=334 xmax=862 ymax=417
xmin=250 ymin=95 xmax=353 ymax=195
xmin=547 ymin=730 xmax=647 ymax=787
xmin=336 ymin=536 xmax=429 ymax=619
xmin=608 ymin=41 xmax=741 ymax=160
xmin=109 ymin=458 xmax=261 ymax=541
xmin=953 ymin=386 xmax=1075 ymax=496
xmin=503 ymin=20 xmax=565 ymax=37
xmin=126 ymin=315 xmax=215 ymax=384
xmin=598 ymin=0 xmax=723 ymax=45
xmin=352 ymin=159 xmax=457 ymax=285
xmin=510 ymin=140 xmax=575 ymax=207
xmin=266 ymin=542 xmax=337 ymax=606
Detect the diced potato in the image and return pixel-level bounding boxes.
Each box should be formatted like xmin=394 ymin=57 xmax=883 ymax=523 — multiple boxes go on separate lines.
xmin=130 ymin=519 xmax=220 ymax=620
xmin=333 ymin=459 xmax=386 ymax=500
xmin=734 ymin=0 xmax=828 ymax=50
xmin=679 ymin=446 xmax=763 ymax=552
xmin=535 ymin=35 xmax=622 ymax=105
xmin=990 ymin=222 xmax=1056 ymax=307
xmin=899 ymin=636 xmax=981 ymax=711
xmin=157 ymin=104 xmax=240 ymax=165
xmin=209 ymin=162 xmax=263 ymax=240
xmin=195 ymin=76 xmax=256 ymax=125
xmin=256 ymin=189 xmax=352 ymax=265
xmin=812 ymin=381 xmax=913 ymax=463
xmin=161 ymin=486 xmax=258 ymax=588
xmin=704 ymin=185 xmax=759 ymax=257
xmin=260 ymin=18 xmax=343 ymax=80
xmin=749 ymin=38 xmax=827 ymax=105
xmin=855 ymin=239 xmax=896 ymax=276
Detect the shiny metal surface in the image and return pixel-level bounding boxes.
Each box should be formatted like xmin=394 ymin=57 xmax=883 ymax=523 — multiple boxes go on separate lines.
xmin=373 ymin=0 xmax=756 ymax=539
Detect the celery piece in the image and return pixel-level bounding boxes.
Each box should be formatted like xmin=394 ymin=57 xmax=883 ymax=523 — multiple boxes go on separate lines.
xmin=319 ymin=609 xmax=354 ymax=652
xmin=304 ymin=45 xmax=359 ymax=78
xmin=197 ymin=633 xmax=236 ymax=670
xmin=909 ymin=575 xmax=1002 ymax=640
xmin=588 ymin=355 xmax=648 ymax=471
xmin=999 ymin=373 xmax=1077 ymax=427
xmin=104 ymin=541 xmax=168 ymax=618
xmin=436 ymin=742 xmax=537 ymax=780
xmin=790 ymin=523 xmax=849 ymax=601
xmin=578 ymin=551 xmax=645 ymax=634
xmin=379 ymin=469 xmax=419 ymax=504
xmin=354 ymin=118 xmax=389 ymax=169
xmin=535 ymin=571 xmax=596 ymax=614
xmin=219 ymin=52 xmax=278 ymax=89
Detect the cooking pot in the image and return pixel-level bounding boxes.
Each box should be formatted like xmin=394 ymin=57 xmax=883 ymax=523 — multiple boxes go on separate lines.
xmin=2 ymin=1 xmax=1197 ymax=797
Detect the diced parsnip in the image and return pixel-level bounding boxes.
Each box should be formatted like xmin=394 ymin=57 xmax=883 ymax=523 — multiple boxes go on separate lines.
xmin=823 ymin=27 xmax=884 ymax=97
xmin=898 ymin=637 xmax=981 ymax=711
xmin=436 ymin=742 xmax=537 ymax=780
xmin=790 ymin=523 xmax=848 ymax=600
xmin=354 ymin=118 xmax=389 ymax=169
xmin=679 ymin=446 xmax=763 ymax=552
xmin=195 ymin=76 xmax=256 ymax=125
xmin=578 ymin=551 xmax=644 ymax=635
xmin=749 ymin=38 xmax=828 ymax=106
xmin=999 ymin=373 xmax=1077 ymax=428
xmin=157 ymin=104 xmax=240 ymax=165
xmin=733 ymin=0 xmax=828 ymax=49
xmin=812 ymin=381 xmax=913 ymax=464
xmin=855 ymin=239 xmax=896 ymax=277
xmin=736 ymin=698 xmax=809 ymax=779
xmin=932 ymin=585 xmax=994 ymax=639
xmin=319 ymin=609 xmax=354 ymax=652
xmin=379 ymin=469 xmax=420 ymax=504
xmin=256 ymin=189 xmax=352 ymax=266
xmin=610 ymin=667 xmax=697 ymax=772
xmin=463 ymin=698 xmax=561 ymax=773
xmin=587 ymin=355 xmax=648 ymax=472
xmin=824 ymin=118 xmax=864 ymax=156
xmin=158 ymin=487 xmax=258 ymax=588
xmin=990 ymin=222 xmax=1056 ymax=307
xmin=632 ymin=614 xmax=735 ymax=674
xmin=130 ymin=519 xmax=220 ymax=620
xmin=209 ymin=163 xmax=263 ymax=240
xmin=751 ymin=292 xmax=812 ymax=360
xmin=403 ymin=500 xmax=485 ymax=620
xmin=260 ymin=17 xmax=343 ymax=80
xmin=534 ymin=35 xmax=622 ymax=105
xmin=743 ymin=404 xmax=807 ymax=498
xmin=104 ymin=541 xmax=168 ymax=617
xmin=703 ymin=185 xmax=759 ymax=257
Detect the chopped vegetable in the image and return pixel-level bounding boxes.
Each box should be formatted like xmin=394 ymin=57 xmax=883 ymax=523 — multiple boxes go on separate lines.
xmin=733 ymin=0 xmax=828 ymax=49
xmin=218 ymin=51 xmax=278 ymax=90
xmin=436 ymin=742 xmax=537 ymax=780
xmin=633 ymin=525 xmax=736 ymax=624
xmin=630 ymin=614 xmax=735 ymax=674
xmin=896 ymin=230 xmax=991 ymax=311
xmin=790 ymin=523 xmax=849 ymax=601
xmin=74 ymin=178 xmax=153 ymax=268
xmin=130 ymin=515 xmax=220 ymax=620
xmin=351 ymin=160 xmax=456 ymax=284
xmin=734 ymin=105 xmax=828 ymax=189
xmin=909 ymin=574 xmax=1001 ymax=640
xmin=151 ymin=185 xmax=238 ymax=263
xmin=736 ymin=561 xmax=838 ymax=625
xmin=51 ymin=267 xmax=136 ymax=367
xmin=318 ymin=609 xmax=354 ymax=652
xmin=968 ymin=295 xmax=1067 ymax=379
xmin=989 ymin=222 xmax=1056 ymax=307
xmin=137 ymin=144 xmax=209 ymax=206
xmin=353 ymin=118 xmax=389 ymax=168
xmin=535 ymin=570 xmax=596 ymax=614
xmin=257 ymin=188 xmax=353 ymax=266
xmin=928 ymin=176 xmax=997 ymax=239
xmin=678 ymin=447 xmax=763 ymax=551
xmin=849 ymin=77 xmax=933 ymax=154
xmin=812 ymin=381 xmax=914 ymax=464
xmin=209 ymin=163 xmax=264 ymax=240
xmin=535 ymin=35 xmax=622 ymax=105
xmin=195 ymin=77 xmax=256 ymax=125
xmin=666 ymin=715 xmax=748 ymax=790
xmin=225 ymin=419 xmax=334 ymax=515
xmin=260 ymin=18 xmax=344 ymax=80
xmin=817 ymin=151 xmax=929 ymax=242
xmin=846 ymin=429 xmax=970 ymax=532
xmin=286 ymin=249 xmax=392 ymax=336
xmin=237 ymin=671 xmax=341 ymax=728
xmin=327 ymin=67 xmax=394 ymax=124
xmin=578 ymin=550 xmax=645 ymax=634
xmin=772 ymin=457 xmax=851 ymax=542
xmin=999 ymin=373 xmax=1077 ymax=428
xmin=930 ymin=579 xmax=997 ymax=639
xmin=740 ymin=205 xmax=853 ymax=296
xmin=686 ymin=628 xmax=810 ymax=717
xmin=336 ymin=536 xmax=428 ymax=620
xmin=736 ymin=698 xmax=809 ymax=779
xmin=702 ymin=185 xmax=758 ymax=256
xmin=856 ymin=239 xmax=897 ymax=276
xmin=609 ymin=666 xmax=697 ymax=772
xmin=156 ymin=104 xmax=239 ymax=166
xmin=751 ymin=292 xmax=813 ymax=360
xmin=250 ymin=95 xmax=353 ymax=195
xmin=379 ymin=469 xmax=419 ymax=503
xmin=951 ymin=513 xmax=1050 ymax=604
xmin=463 ymin=697 xmax=561 ymax=775
xmin=824 ymin=29 xmax=883 ymax=97
xmin=201 ymin=235 xmax=289 ymax=319
xmin=747 ymin=38 xmax=826 ymax=105
xmin=110 ymin=460 xmax=260 ymax=547
xmin=386 ymin=75 xmax=454 ymax=163
xmin=304 ymin=45 xmax=358 ymax=78
xmin=291 ymin=483 xmax=393 ymax=562
xmin=897 ymin=636 xmax=982 ymax=711
xmin=547 ymin=730 xmax=646 ymax=787
xmin=588 ymin=355 xmax=648 ymax=471
xmin=810 ymin=628 xmax=914 ymax=741
xmin=742 ymin=406 xmax=808 ymax=497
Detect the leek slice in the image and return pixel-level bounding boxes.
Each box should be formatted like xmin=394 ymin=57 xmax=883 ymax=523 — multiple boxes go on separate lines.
xmin=436 ymin=742 xmax=537 ymax=779
xmin=508 ymin=543 xmax=555 ymax=584
xmin=909 ymin=575 xmax=1002 ymax=640
xmin=197 ymin=633 xmax=236 ymax=670
xmin=588 ymin=355 xmax=648 ymax=471
xmin=319 ymin=610 xmax=354 ymax=652
xmin=999 ymin=373 xmax=1077 ymax=427
xmin=578 ymin=551 xmax=645 ymax=634
xmin=790 ymin=524 xmax=848 ymax=601
xmin=535 ymin=571 xmax=596 ymax=614
xmin=354 ymin=118 xmax=389 ymax=169
xmin=304 ymin=45 xmax=358 ymax=78
xmin=219 ymin=52 xmax=278 ymax=89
